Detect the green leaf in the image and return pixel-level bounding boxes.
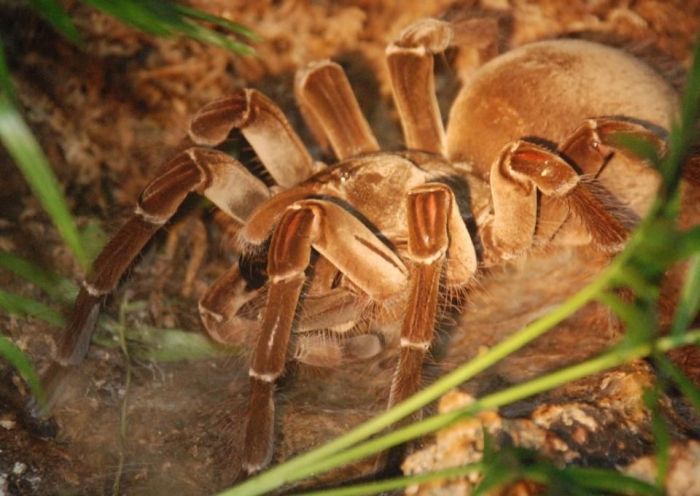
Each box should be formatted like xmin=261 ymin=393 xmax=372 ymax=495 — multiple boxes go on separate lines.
xmin=0 ymin=334 xmax=45 ymax=406
xmin=0 ymin=251 xmax=78 ymax=305
xmin=0 ymin=43 xmax=90 ymax=270
xmin=173 ymin=4 xmax=261 ymax=42
xmin=644 ymin=388 xmax=670 ymax=490
xmin=171 ymin=19 xmax=257 ymax=56
xmin=80 ymin=0 xmax=257 ymax=56
xmin=565 ymin=466 xmax=660 ymax=495
xmin=612 ymin=133 xmax=662 ymax=169
xmin=298 ymin=463 xmax=484 ymax=496
xmin=654 ymin=354 xmax=700 ymax=412
xmin=0 ymin=38 xmax=15 ymax=104
xmin=671 ymin=254 xmax=700 ymax=336
xmin=96 ymin=322 xmax=228 ymax=362
xmin=597 ymin=291 xmax=653 ymax=343
xmin=26 ymin=0 xmax=83 ymax=46
xmin=79 ymin=220 xmax=108 ymax=266
xmin=0 ymin=100 xmax=89 ymax=268
xmin=220 ymin=331 xmax=700 ymax=496
xmin=0 ymin=289 xmax=65 ymax=326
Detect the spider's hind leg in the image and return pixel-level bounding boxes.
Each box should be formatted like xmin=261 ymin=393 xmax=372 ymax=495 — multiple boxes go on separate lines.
xmin=241 ymin=199 xmax=408 ymax=473
xmin=58 ymin=148 xmax=269 ymax=367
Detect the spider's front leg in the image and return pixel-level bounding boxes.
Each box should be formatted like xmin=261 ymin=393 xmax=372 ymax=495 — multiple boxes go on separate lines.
xmin=484 ymin=138 xmax=634 ymax=260
xmin=242 ymin=199 xmax=408 ymax=473
xmin=59 ymin=148 xmax=270 ymax=366
xmin=370 ymin=183 xmax=476 ymax=473
xmin=389 ymin=183 xmax=477 ymax=409
xmin=57 ymin=84 xmax=321 ymax=368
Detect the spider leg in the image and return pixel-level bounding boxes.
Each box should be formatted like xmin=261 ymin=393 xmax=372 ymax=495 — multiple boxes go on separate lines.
xmin=386 ymin=18 xmax=498 ymax=155
xmin=561 ymin=117 xmax=668 ymax=176
xmin=389 ymin=183 xmax=476 ymax=406
xmin=161 ymin=215 xmax=207 ymax=298
xmin=58 ymin=148 xmax=269 ymax=366
xmin=485 ymin=141 xmax=630 ymax=260
xmin=189 ymin=88 xmax=316 ymax=187
xmin=295 ymin=60 xmax=380 ymax=160
xmin=373 ymin=183 xmax=476 ymax=470
xmin=561 ymin=117 xmax=700 ymax=229
xmin=198 ymin=263 xmax=263 ymax=347
xmin=533 ymin=117 xmax=663 ymax=244
xmin=386 ymin=19 xmax=450 ymax=154
xmin=243 ymin=199 xmax=409 ymax=473
xmin=294 ymin=331 xmax=384 ymax=367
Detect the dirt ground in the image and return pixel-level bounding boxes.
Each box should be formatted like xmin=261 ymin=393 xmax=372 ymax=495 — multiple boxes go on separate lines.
xmin=1 ymin=1 xmax=699 ymax=495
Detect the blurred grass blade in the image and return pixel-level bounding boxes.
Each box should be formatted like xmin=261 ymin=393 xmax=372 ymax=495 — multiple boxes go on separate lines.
xmin=173 ymin=20 xmax=256 ymax=56
xmin=565 ymin=466 xmax=660 ymax=495
xmin=473 ymin=449 xmax=525 ymax=496
xmin=655 ymin=354 xmax=700 ymax=411
xmin=80 ymin=0 xmax=257 ymax=55
xmin=597 ymin=291 xmax=650 ymax=336
xmin=221 ymin=330 xmax=700 ymax=496
xmin=131 ymin=326 xmax=228 ymax=361
xmin=300 ymin=463 xmax=484 ymax=496
xmin=26 ymin=0 xmax=83 ymax=45
xmin=0 ymin=39 xmax=15 ymax=103
xmin=0 ymin=44 xmax=90 ymax=270
xmin=662 ymin=39 xmax=700 ymax=193
xmin=0 ymin=334 xmax=45 ymax=405
xmin=670 ymin=254 xmax=700 ymax=336
xmin=80 ymin=0 xmax=179 ymax=36
xmin=0 ymin=102 xmax=90 ymax=269
xmin=297 ymin=331 xmax=700 ymax=486
xmin=0 ymin=251 xmax=78 ymax=305
xmin=174 ymin=5 xmax=260 ymax=42
xmin=79 ymin=219 xmax=108 ymax=265
xmin=0 ymin=289 xmax=65 ymax=326
xmin=644 ymin=388 xmax=670 ymax=490
xmin=95 ymin=322 xmax=228 ymax=362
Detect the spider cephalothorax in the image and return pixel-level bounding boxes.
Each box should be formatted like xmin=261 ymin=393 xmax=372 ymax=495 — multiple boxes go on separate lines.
xmin=54 ymin=18 xmax=697 ymax=474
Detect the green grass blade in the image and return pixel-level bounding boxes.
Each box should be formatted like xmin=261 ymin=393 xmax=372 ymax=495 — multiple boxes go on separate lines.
xmin=81 ymin=0 xmax=256 ymax=55
xmin=173 ymin=4 xmax=261 ymax=42
xmin=95 ymin=321 xmax=229 ymax=362
xmin=0 ymin=39 xmax=15 ymax=103
xmin=0 ymin=289 xmax=65 ymax=326
xmin=278 ymin=331 xmax=700 ymax=490
xmin=0 ymin=334 xmax=45 ymax=405
xmin=670 ymin=254 xmax=700 ymax=336
xmin=298 ymin=463 xmax=484 ymax=496
xmin=0 ymin=251 xmax=78 ymax=304
xmin=221 ymin=263 xmax=615 ymax=495
xmin=78 ymin=219 xmax=108 ymax=267
xmin=0 ymin=43 xmax=89 ymax=270
xmin=79 ymin=0 xmax=172 ymax=35
xmin=221 ymin=328 xmax=700 ymax=496
xmin=654 ymin=354 xmax=700 ymax=411
xmin=643 ymin=386 xmax=671 ymax=490
xmin=131 ymin=326 xmax=228 ymax=361
xmin=26 ymin=0 xmax=83 ymax=45
xmin=173 ymin=20 xmax=257 ymax=56
xmin=565 ymin=466 xmax=660 ymax=495
xmin=0 ymin=100 xmax=89 ymax=269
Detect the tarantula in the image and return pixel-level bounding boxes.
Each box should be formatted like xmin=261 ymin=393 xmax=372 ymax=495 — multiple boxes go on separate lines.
xmin=53 ymin=18 xmax=697 ymax=474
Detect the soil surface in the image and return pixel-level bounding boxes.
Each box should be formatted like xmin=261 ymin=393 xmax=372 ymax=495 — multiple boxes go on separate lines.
xmin=0 ymin=1 xmax=699 ymax=495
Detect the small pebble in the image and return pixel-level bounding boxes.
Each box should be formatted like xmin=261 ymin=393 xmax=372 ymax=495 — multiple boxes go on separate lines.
xmin=0 ymin=419 xmax=16 ymax=430
xmin=12 ymin=462 xmax=26 ymax=476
